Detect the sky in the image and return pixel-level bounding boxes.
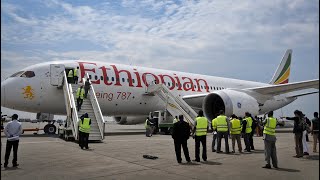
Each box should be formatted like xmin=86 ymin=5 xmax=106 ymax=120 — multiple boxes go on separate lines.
xmin=1 ymin=0 xmax=319 ymax=120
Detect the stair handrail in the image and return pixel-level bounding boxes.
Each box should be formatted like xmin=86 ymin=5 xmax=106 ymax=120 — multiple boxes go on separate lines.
xmin=68 ymin=84 xmax=79 ymax=140
xmin=62 ymin=72 xmax=78 ymax=139
xmin=147 ymin=83 xmax=197 ymax=127
xmin=83 ymin=74 xmax=105 ymax=140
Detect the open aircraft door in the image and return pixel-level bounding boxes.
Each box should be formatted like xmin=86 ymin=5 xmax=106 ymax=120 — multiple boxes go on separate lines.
xmin=50 ymin=64 xmax=65 ymax=86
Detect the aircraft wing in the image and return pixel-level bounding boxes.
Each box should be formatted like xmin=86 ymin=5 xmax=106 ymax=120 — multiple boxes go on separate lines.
xmin=182 ymin=79 xmax=319 ymax=108
xmin=246 ymin=79 xmax=319 ymax=96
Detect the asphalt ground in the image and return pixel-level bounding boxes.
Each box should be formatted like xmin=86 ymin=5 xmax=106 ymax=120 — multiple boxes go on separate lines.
xmin=1 ymin=128 xmax=319 ymax=180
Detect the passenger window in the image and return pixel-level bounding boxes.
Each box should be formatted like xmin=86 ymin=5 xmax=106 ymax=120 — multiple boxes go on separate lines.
xmin=95 ymin=75 xmax=98 ymax=80
xmin=10 ymin=71 xmax=24 ymax=77
xmin=132 ymin=79 xmax=135 ymax=83
xmin=107 ymin=76 xmax=109 ymax=81
xmin=89 ymin=75 xmax=92 ymax=79
xmin=122 ymin=78 xmax=125 ymax=82
xmin=111 ymin=77 xmax=114 ymax=81
xmin=20 ymin=71 xmax=35 ymax=78
xmin=101 ymin=76 xmax=103 ymax=80
xmin=201 ymin=85 xmax=203 ymax=89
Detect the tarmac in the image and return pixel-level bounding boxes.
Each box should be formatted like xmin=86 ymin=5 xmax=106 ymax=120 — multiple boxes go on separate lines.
xmin=1 ymin=124 xmax=319 ymax=180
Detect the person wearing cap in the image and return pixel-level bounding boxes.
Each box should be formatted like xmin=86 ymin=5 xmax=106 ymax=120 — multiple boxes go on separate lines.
xmin=3 ymin=114 xmax=22 ymax=168
xmin=78 ymin=113 xmax=91 ymax=149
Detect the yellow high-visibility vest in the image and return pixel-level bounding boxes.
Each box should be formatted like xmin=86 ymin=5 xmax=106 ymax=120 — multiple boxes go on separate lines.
xmin=73 ymin=68 xmax=78 ymax=77
xmin=245 ymin=117 xmax=253 ymax=133
xmin=79 ymin=118 xmax=91 ymax=133
xmin=173 ymin=118 xmax=178 ymax=124
xmin=230 ymin=119 xmax=241 ymax=134
xmin=263 ymin=117 xmax=277 ymax=136
xmin=68 ymin=69 xmax=74 ymax=77
xmin=195 ymin=117 xmax=208 ymax=136
xmin=145 ymin=119 xmax=149 ymax=128
xmin=216 ymin=115 xmax=228 ymax=132
xmin=212 ymin=118 xmax=217 ymax=130
xmin=76 ymin=88 xmax=85 ymax=99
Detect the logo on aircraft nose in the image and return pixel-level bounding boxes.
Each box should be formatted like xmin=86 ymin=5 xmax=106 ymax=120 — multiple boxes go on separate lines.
xmin=22 ymin=86 xmax=35 ymax=100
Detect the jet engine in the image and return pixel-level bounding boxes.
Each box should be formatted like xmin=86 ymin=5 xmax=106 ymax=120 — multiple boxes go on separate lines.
xmin=202 ymin=89 xmax=260 ymax=121
xmin=113 ymin=115 xmax=147 ymax=125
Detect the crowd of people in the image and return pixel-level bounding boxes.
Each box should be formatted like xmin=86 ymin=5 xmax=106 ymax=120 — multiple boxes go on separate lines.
xmin=170 ymin=110 xmax=319 ymax=169
xmin=1 ymin=109 xmax=318 ymax=168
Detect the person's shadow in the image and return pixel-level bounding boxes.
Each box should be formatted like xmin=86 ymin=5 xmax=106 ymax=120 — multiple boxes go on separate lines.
xmin=304 ymin=155 xmax=319 ymax=160
xmin=201 ymin=160 xmax=222 ymax=165
xmin=273 ymin=167 xmax=300 ymax=173
xmin=3 ymin=166 xmax=21 ymax=171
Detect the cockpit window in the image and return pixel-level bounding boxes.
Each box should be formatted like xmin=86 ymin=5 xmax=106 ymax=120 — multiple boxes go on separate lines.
xmin=20 ymin=71 xmax=35 ymax=78
xmin=10 ymin=71 xmax=24 ymax=77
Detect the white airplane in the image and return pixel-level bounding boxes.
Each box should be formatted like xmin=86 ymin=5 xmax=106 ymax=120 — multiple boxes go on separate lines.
xmin=1 ymin=49 xmax=319 ymax=125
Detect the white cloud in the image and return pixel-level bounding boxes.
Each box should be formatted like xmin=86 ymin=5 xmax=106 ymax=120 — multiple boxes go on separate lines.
xmin=1 ymin=0 xmax=319 ymax=117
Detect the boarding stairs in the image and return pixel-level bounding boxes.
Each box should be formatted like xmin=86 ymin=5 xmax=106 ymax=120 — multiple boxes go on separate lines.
xmin=62 ymin=72 xmax=105 ymax=141
xmin=145 ymin=83 xmax=197 ymax=127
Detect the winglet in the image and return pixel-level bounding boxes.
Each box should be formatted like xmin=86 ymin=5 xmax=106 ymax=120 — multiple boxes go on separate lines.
xmin=269 ymin=49 xmax=292 ymax=85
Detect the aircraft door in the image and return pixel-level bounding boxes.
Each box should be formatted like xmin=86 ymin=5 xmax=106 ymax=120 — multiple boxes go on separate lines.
xmin=50 ymin=64 xmax=65 ymax=86
xmin=145 ymin=74 xmax=156 ymax=92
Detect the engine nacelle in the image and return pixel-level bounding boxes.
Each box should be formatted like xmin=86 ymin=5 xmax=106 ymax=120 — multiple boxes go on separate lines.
xmin=113 ymin=115 xmax=147 ymax=125
xmin=202 ymin=90 xmax=259 ymax=121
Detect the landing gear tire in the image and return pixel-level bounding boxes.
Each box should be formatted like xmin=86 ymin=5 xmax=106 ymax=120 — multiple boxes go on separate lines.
xmin=44 ymin=124 xmax=56 ymax=134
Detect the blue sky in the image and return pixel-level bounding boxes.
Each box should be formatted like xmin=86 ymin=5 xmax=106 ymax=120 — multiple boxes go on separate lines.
xmin=1 ymin=0 xmax=319 ymax=119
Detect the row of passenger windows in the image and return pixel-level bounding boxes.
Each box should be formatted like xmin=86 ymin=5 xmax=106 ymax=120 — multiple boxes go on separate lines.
xmin=88 ymin=75 xmax=226 ymax=90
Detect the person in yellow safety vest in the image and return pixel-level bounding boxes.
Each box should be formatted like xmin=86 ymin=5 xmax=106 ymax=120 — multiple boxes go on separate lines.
xmin=230 ymin=114 xmax=242 ymax=153
xmin=242 ymin=112 xmax=253 ymax=152
xmin=192 ymin=110 xmax=208 ymax=162
xmin=262 ymin=111 xmax=278 ymax=169
xmin=211 ymin=115 xmax=218 ymax=152
xmin=173 ymin=116 xmax=178 ymax=124
xmin=78 ymin=113 xmax=91 ymax=150
xmin=73 ymin=67 xmax=79 ymax=84
xmin=67 ymin=69 xmax=74 ymax=84
xmin=145 ymin=117 xmax=154 ymax=137
xmin=212 ymin=110 xmax=229 ymax=153
xmin=76 ymin=85 xmax=85 ymax=111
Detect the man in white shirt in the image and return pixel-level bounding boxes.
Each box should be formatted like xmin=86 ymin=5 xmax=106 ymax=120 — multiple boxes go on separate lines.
xmin=4 ymin=114 xmax=22 ymax=168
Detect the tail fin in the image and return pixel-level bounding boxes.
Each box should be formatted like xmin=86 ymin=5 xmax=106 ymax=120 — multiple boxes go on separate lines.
xmin=269 ymin=49 xmax=292 ymax=85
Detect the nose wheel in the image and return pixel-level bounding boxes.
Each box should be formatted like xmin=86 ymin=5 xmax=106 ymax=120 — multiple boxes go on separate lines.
xmin=44 ymin=124 xmax=57 ymax=134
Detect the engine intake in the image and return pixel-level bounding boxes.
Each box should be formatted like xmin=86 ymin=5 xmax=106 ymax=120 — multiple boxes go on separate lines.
xmin=202 ymin=90 xmax=259 ymax=121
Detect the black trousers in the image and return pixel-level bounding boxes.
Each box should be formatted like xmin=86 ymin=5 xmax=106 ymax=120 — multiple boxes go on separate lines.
xmin=79 ymin=131 xmax=89 ymax=149
xmin=74 ymin=76 xmax=78 ymax=84
xmin=195 ymin=135 xmax=207 ymax=161
xmin=244 ymin=133 xmax=251 ymax=151
xmin=84 ymin=88 xmax=89 ymax=98
xmin=5 ymin=140 xmax=19 ymax=165
xmin=77 ymin=98 xmax=83 ymax=111
xmin=217 ymin=131 xmax=229 ymax=153
xmin=250 ymin=131 xmax=255 ymax=150
xmin=174 ymin=139 xmax=190 ymax=162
